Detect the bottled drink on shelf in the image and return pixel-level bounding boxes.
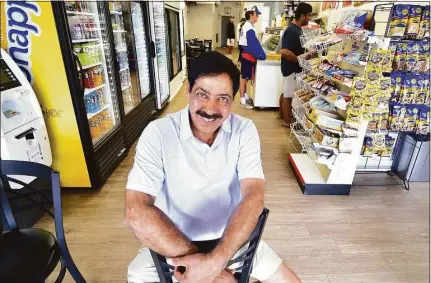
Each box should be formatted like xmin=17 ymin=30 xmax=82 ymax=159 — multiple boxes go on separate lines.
xmin=65 ymin=1 xmax=76 ymax=12
xmin=84 ymin=90 xmax=104 ymax=113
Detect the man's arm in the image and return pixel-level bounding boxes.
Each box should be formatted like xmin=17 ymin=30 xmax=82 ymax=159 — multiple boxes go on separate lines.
xmin=280 ymin=48 xmax=298 ymax=61
xmin=125 ymin=190 xmax=197 ymax=258
xmin=209 ymin=178 xmax=264 ymax=266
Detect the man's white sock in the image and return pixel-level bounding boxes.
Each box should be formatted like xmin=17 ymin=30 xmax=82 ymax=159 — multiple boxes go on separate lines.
xmin=244 ymin=93 xmax=249 ymax=100
xmin=240 ymin=97 xmax=246 ymax=104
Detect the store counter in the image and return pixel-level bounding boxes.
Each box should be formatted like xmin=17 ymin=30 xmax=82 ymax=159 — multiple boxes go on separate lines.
xmin=252 ymin=59 xmax=283 ymax=108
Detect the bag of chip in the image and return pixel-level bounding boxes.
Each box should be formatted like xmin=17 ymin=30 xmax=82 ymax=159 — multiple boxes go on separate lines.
xmin=405 ymin=41 xmax=420 ymax=72
xmin=389 ymin=103 xmax=406 ymax=131
xmin=415 ymin=39 xmax=430 ymax=72
xmin=388 ymin=5 xmax=410 ymax=38
xmin=417 ymin=6 xmax=430 ymax=39
xmin=379 ymin=112 xmax=389 ymax=130
xmin=365 ymin=66 xmax=381 ymax=86
xmin=406 ymin=5 xmax=423 ymax=38
xmin=390 ymin=71 xmax=403 ymax=102
xmin=403 ymin=104 xmax=420 ymax=131
xmin=414 ymin=73 xmax=427 ymax=104
xmin=393 ymin=42 xmax=407 ymax=70
xmin=350 ymin=78 xmax=367 ymax=97
xmin=416 ymin=105 xmax=430 ymax=135
xmin=363 ymin=136 xmax=374 ymax=157
xmin=400 ymin=73 xmax=416 ymax=104
xmin=380 ymin=77 xmax=392 ymax=98
xmin=381 ymin=136 xmax=395 ymax=157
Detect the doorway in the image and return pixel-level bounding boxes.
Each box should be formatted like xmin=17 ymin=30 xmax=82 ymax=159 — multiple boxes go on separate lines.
xmin=221 ymin=16 xmax=230 ymax=48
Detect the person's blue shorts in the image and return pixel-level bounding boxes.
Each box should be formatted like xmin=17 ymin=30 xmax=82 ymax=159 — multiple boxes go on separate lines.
xmin=241 ymin=57 xmax=255 ymax=80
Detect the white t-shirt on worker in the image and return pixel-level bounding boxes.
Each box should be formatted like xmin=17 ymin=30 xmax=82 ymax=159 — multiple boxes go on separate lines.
xmin=126 ymin=106 xmax=265 ymax=241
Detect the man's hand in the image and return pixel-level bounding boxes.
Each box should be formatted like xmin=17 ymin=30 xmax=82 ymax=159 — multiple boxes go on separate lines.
xmin=172 ymin=253 xmax=228 ymax=283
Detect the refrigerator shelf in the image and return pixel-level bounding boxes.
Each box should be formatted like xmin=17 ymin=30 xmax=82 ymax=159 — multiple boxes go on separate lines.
xmin=113 ymin=30 xmax=127 ymax=33
xmin=110 ymin=10 xmax=122 ymax=15
xmin=79 ymin=62 xmax=102 ymax=70
xmin=119 ymin=67 xmax=129 ymax=72
xmin=87 ymin=104 xmax=111 ymax=120
xmin=84 ymin=84 xmax=106 ymax=96
xmin=72 ymin=38 xmax=99 ymax=44
xmin=66 ymin=11 xmax=95 ymax=16
xmin=121 ymin=84 xmax=131 ymax=91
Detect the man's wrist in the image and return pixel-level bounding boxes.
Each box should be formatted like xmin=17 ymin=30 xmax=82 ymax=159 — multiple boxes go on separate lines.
xmin=208 ymin=247 xmax=230 ymax=271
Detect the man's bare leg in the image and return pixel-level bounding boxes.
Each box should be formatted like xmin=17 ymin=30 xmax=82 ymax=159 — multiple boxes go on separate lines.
xmin=240 ymin=77 xmax=247 ymax=99
xmin=279 ymin=94 xmax=284 ymax=119
xmin=263 ymin=262 xmax=302 ymax=283
xmin=282 ymin=98 xmax=292 ymax=126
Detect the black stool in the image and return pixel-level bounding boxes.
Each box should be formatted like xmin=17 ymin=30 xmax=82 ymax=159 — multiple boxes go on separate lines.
xmin=150 ymin=208 xmax=269 ymax=283
xmin=0 ymin=160 xmax=86 ymax=283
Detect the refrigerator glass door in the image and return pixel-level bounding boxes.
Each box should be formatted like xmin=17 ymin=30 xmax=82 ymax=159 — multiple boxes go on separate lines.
xmin=65 ymin=1 xmax=121 ymax=145
xmin=108 ymin=1 xmax=140 ymax=115
xmin=152 ymin=2 xmax=170 ymax=107
xmin=131 ymin=2 xmax=152 ymax=100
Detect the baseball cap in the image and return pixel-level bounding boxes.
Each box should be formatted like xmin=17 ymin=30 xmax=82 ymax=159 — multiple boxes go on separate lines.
xmin=249 ymin=5 xmax=262 ymax=15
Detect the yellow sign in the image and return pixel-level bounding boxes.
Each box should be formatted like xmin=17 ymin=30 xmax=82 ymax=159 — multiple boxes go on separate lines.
xmin=1 ymin=1 xmax=91 ymax=187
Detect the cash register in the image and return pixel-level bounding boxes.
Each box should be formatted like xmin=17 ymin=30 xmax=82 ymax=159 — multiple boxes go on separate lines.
xmin=0 ymin=48 xmax=52 ymax=187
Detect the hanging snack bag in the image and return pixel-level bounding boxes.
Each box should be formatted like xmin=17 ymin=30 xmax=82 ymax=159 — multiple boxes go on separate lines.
xmin=371 ymin=133 xmax=386 ymax=151
xmin=405 ymin=41 xmax=420 ymax=72
xmin=388 ymin=5 xmax=410 ymax=38
xmin=367 ymin=113 xmax=380 ymax=132
xmin=393 ymin=41 xmax=408 ymax=70
xmin=390 ymin=71 xmax=403 ymax=102
xmin=347 ymin=96 xmax=364 ymax=116
xmin=379 ymin=112 xmax=390 ymax=130
xmin=418 ymin=6 xmax=430 ymax=39
xmin=350 ymin=78 xmax=367 ymax=97
xmin=406 ymin=5 xmax=423 ymax=38
xmin=381 ymin=50 xmax=393 ymax=72
xmin=365 ymin=66 xmax=381 ymax=86
xmin=381 ymin=136 xmax=395 ymax=157
xmin=380 ymin=77 xmax=392 ymax=99
xmin=403 ymin=104 xmax=420 ymax=131
xmin=390 ymin=103 xmax=406 ymax=131
xmin=363 ymin=136 xmax=374 ymax=157
xmin=414 ymin=73 xmax=427 ymax=104
xmin=416 ymin=106 xmax=430 ymax=135
xmin=415 ymin=39 xmax=430 ymax=72
xmin=400 ymin=73 xmax=416 ymax=104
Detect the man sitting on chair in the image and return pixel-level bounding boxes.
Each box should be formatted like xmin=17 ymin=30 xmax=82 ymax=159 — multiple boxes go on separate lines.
xmin=125 ymin=51 xmax=302 ymax=283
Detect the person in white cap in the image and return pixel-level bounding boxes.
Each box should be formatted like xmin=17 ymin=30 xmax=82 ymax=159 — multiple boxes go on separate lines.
xmin=238 ymin=6 xmax=266 ymax=109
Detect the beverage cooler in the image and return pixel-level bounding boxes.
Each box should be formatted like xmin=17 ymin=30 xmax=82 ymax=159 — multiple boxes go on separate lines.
xmin=0 ymin=1 xmax=170 ymax=189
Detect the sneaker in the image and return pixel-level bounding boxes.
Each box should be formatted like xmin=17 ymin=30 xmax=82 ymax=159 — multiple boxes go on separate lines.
xmin=240 ymin=100 xmax=254 ymax=109
xmin=246 ymin=98 xmax=254 ymax=107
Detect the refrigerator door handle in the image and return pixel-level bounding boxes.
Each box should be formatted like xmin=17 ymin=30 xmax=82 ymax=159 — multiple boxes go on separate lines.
xmin=150 ymin=40 xmax=156 ymax=59
xmin=73 ymin=52 xmax=85 ymax=95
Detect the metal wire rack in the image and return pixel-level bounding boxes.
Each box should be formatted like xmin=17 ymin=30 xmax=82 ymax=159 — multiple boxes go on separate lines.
xmin=335 ymin=30 xmax=370 ymax=42
xmin=289 ymin=122 xmax=313 ymax=153
xmin=300 ymin=29 xmax=343 ymax=52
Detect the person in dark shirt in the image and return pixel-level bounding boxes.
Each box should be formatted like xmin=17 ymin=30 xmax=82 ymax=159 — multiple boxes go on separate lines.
xmin=279 ymin=2 xmax=312 ymax=127
xmin=226 ymin=17 xmax=235 ymax=59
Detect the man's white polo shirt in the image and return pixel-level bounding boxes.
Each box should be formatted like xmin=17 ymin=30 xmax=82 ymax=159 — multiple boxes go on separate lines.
xmin=126 ymin=106 xmax=264 ymax=241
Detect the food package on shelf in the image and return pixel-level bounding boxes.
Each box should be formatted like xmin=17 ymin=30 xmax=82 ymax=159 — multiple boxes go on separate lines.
xmin=333 ymin=10 xmax=368 ymax=35
xmin=416 ymin=105 xmax=430 ymax=136
xmin=309 ymin=108 xmax=344 ymax=131
xmin=405 ymin=5 xmax=423 ymax=38
xmin=310 ymin=143 xmax=339 ymax=167
xmin=388 ymin=5 xmax=410 ymax=38
xmin=417 ymin=6 xmax=430 ymax=39
xmin=309 ymin=96 xmax=338 ymax=114
xmin=312 ymin=126 xmax=341 ymax=148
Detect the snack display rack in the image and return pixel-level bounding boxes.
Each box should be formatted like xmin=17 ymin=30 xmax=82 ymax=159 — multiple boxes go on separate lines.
xmin=289 ymin=4 xmax=430 ymax=193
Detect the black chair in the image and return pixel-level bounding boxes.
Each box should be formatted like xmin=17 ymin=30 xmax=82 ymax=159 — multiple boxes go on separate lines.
xmin=0 ymin=160 xmax=86 ymax=283
xmin=150 ymin=208 xmax=269 ymax=283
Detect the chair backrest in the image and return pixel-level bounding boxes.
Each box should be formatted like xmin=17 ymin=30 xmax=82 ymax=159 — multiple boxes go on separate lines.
xmin=0 ymin=160 xmax=86 ymax=282
xmin=150 ymin=208 xmax=270 ymax=283
xmin=0 ymin=160 xmax=64 ymax=236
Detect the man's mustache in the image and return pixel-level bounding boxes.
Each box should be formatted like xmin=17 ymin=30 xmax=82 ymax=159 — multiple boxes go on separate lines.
xmin=196 ymin=109 xmax=222 ymax=120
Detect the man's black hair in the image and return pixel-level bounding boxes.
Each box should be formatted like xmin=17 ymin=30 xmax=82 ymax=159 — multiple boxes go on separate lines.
xmin=188 ymin=51 xmax=240 ymax=97
xmin=295 ymin=2 xmax=313 ymax=20
xmin=245 ymin=11 xmax=253 ymax=20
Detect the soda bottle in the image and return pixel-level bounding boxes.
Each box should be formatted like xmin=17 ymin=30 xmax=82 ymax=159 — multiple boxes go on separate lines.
xmin=84 ymin=72 xmax=91 ymax=89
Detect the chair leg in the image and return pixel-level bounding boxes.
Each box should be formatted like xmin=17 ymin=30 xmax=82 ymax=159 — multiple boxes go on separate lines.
xmin=54 ymin=259 xmax=67 ymax=283
xmin=57 ymin=242 xmax=86 ymax=283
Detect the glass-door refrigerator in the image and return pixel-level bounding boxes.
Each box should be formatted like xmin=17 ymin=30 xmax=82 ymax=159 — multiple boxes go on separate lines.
xmin=149 ymin=2 xmax=171 ymax=109
xmin=50 ymin=1 xmax=128 ymax=188
xmin=107 ymin=1 xmax=157 ymax=145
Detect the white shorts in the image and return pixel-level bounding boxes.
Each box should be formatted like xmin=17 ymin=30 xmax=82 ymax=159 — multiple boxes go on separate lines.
xmin=283 ymin=73 xmax=297 ymax=98
xmin=128 ymin=240 xmax=282 ymax=282
xmin=227 ymin=38 xmax=235 ymax=47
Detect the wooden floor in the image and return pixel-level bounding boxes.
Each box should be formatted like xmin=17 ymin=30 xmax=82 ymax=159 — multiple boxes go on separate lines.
xmin=41 ymin=53 xmax=429 ymax=283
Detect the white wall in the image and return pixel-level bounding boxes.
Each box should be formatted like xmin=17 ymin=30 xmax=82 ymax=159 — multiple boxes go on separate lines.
xmin=186 ymin=4 xmax=216 ymax=42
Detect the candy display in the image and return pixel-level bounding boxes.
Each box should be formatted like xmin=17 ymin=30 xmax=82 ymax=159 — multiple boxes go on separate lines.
xmin=334 ymin=10 xmax=368 ymax=36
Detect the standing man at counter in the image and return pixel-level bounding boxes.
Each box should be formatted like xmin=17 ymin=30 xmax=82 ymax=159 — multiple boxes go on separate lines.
xmin=238 ymin=6 xmax=266 ymax=109
xmin=279 ymin=2 xmax=312 ymax=127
